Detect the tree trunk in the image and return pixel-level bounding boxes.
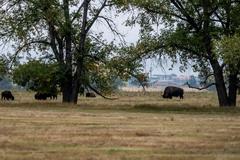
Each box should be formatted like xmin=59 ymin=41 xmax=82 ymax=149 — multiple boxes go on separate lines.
xmin=210 ymin=60 xmax=230 ymax=106
xmin=202 ymin=0 xmax=230 ymax=107
xmin=228 ymin=73 xmax=238 ymax=106
xmin=62 ymin=71 xmax=74 ymax=103
xmin=71 ymin=75 xmax=80 ymax=104
xmin=68 ymin=0 xmax=90 ymax=104
xmin=62 ymin=0 xmax=75 ymax=104
xmin=62 ymin=84 xmax=72 ymax=103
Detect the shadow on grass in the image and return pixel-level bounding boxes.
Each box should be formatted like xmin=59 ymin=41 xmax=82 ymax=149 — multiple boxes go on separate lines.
xmin=1 ymin=101 xmax=240 ymax=115
xmin=132 ymin=104 xmax=240 ymax=115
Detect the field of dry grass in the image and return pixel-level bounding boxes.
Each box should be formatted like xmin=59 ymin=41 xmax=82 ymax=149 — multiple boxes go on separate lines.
xmin=1 ymin=91 xmax=240 ymax=160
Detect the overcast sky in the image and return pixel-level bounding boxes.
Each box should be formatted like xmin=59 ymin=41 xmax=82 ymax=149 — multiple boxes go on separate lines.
xmin=92 ymin=12 xmax=198 ymax=76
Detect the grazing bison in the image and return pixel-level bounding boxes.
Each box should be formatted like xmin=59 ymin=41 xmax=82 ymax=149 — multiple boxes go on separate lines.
xmin=35 ymin=92 xmax=57 ymax=100
xmin=1 ymin=90 xmax=14 ymax=100
xmin=35 ymin=92 xmax=47 ymax=100
xmin=86 ymin=92 xmax=96 ymax=98
xmin=46 ymin=92 xmax=57 ymax=100
xmin=162 ymin=86 xmax=184 ymax=99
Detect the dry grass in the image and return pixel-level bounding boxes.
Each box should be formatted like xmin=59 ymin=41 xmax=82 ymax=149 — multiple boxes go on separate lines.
xmin=0 ymin=91 xmax=240 ymax=160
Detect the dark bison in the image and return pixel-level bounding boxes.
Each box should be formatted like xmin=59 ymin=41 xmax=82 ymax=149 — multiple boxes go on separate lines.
xmin=46 ymin=92 xmax=57 ymax=100
xmin=35 ymin=92 xmax=47 ymax=100
xmin=162 ymin=86 xmax=184 ymax=99
xmin=86 ymin=92 xmax=96 ymax=98
xmin=1 ymin=90 xmax=14 ymax=100
xmin=35 ymin=92 xmax=57 ymax=100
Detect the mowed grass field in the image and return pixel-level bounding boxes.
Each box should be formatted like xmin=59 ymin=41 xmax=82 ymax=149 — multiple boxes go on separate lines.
xmin=1 ymin=91 xmax=240 ymax=160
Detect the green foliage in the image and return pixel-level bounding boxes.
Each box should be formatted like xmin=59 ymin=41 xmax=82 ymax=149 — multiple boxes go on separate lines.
xmin=0 ymin=58 xmax=7 ymax=79
xmin=215 ymin=34 xmax=240 ymax=72
xmin=117 ymin=0 xmax=240 ymax=77
xmin=12 ymin=60 xmax=59 ymax=92
xmin=0 ymin=0 xmax=145 ymax=101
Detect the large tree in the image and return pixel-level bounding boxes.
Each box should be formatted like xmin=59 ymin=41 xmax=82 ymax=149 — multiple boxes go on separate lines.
xmin=117 ymin=0 xmax=240 ymax=106
xmin=0 ymin=0 xmax=125 ymax=103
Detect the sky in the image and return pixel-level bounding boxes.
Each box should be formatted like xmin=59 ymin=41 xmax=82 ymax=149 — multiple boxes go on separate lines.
xmin=92 ymin=11 xmax=198 ymax=76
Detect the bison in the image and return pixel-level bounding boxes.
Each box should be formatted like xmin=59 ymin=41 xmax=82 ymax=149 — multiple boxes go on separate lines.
xmin=35 ymin=92 xmax=47 ymax=100
xmin=46 ymin=92 xmax=57 ymax=100
xmin=1 ymin=90 xmax=14 ymax=100
xmin=35 ymin=92 xmax=57 ymax=100
xmin=86 ymin=92 xmax=96 ymax=98
xmin=162 ymin=86 xmax=184 ymax=99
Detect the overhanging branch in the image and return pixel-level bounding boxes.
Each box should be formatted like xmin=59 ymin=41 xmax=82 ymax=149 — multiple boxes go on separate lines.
xmin=85 ymin=0 xmax=107 ymax=33
xmin=9 ymin=40 xmax=51 ymax=69
xmin=185 ymin=81 xmax=215 ymax=90
xmin=71 ymin=1 xmax=84 ymax=23
xmin=201 ymin=73 xmax=214 ymax=85
xmin=87 ymin=84 xmax=118 ymax=100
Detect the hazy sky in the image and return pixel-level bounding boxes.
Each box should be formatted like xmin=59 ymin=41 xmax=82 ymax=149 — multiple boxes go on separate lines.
xmin=92 ymin=12 xmax=197 ymax=76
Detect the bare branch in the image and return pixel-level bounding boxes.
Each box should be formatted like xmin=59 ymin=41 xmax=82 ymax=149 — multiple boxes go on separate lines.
xmin=200 ymin=73 xmax=214 ymax=85
xmin=87 ymin=84 xmax=118 ymax=100
xmin=213 ymin=11 xmax=226 ymax=30
xmin=185 ymin=81 xmax=215 ymax=90
xmin=48 ymin=22 xmax=62 ymax=62
xmin=143 ymin=5 xmax=188 ymax=22
xmin=15 ymin=40 xmax=51 ymax=55
xmin=85 ymin=0 xmax=107 ymax=33
xmin=71 ymin=1 xmax=85 ymax=23
xmin=170 ymin=0 xmax=200 ymax=31
xmin=98 ymin=16 xmax=125 ymax=43
xmin=9 ymin=40 xmax=51 ymax=69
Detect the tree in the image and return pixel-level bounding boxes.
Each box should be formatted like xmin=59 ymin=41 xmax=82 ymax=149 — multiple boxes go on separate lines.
xmin=12 ymin=60 xmax=59 ymax=93
xmin=215 ymin=34 xmax=240 ymax=101
xmin=117 ymin=0 xmax=240 ymax=107
xmin=0 ymin=57 xmax=8 ymax=80
xmin=0 ymin=0 xmax=124 ymax=104
xmin=129 ymin=73 xmax=149 ymax=91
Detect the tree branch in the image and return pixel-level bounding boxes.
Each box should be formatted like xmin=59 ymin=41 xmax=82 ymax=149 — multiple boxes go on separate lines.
xmin=87 ymin=84 xmax=118 ymax=100
xmin=185 ymin=81 xmax=215 ymax=90
xmin=71 ymin=1 xmax=85 ymax=23
xmin=9 ymin=40 xmax=51 ymax=69
xmin=98 ymin=16 xmax=125 ymax=42
xmin=48 ymin=22 xmax=61 ymax=62
xmin=15 ymin=40 xmax=51 ymax=55
xmin=85 ymin=0 xmax=107 ymax=33
xmin=200 ymin=73 xmax=214 ymax=85
xmin=170 ymin=0 xmax=200 ymax=31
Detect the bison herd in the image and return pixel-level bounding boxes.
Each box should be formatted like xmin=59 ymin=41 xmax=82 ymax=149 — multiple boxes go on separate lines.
xmin=34 ymin=92 xmax=58 ymax=100
xmin=1 ymin=86 xmax=184 ymax=101
xmin=1 ymin=90 xmax=97 ymax=101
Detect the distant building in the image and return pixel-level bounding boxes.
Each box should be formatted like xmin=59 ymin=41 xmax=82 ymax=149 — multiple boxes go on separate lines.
xmin=148 ymin=74 xmax=199 ymax=87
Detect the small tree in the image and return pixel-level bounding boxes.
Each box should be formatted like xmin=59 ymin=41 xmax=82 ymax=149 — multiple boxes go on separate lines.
xmin=12 ymin=60 xmax=59 ymax=93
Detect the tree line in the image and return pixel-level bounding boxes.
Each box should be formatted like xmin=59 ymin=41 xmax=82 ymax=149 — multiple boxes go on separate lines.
xmin=0 ymin=0 xmax=240 ymax=107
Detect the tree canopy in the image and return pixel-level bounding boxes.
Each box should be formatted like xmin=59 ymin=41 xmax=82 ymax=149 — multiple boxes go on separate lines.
xmin=12 ymin=60 xmax=59 ymax=93
xmin=0 ymin=0 xmax=145 ymax=103
xmin=116 ymin=0 xmax=240 ymax=106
